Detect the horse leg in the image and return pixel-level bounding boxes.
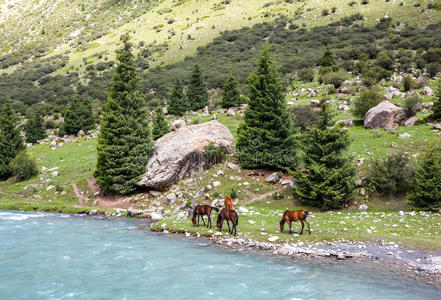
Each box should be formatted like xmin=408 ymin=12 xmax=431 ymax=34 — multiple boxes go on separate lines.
xmin=233 ymin=221 xmax=236 ymax=236
xmin=300 ymin=220 xmax=304 ymax=235
xmin=227 ymin=220 xmax=231 ymax=233
xmin=197 ymin=215 xmax=200 ymax=227
xmin=201 ymin=215 xmax=206 ymax=226
xmin=208 ymin=215 xmax=211 ymax=228
xmin=305 ymin=219 xmax=311 ymax=235
xmin=289 ymin=220 xmax=292 ymax=234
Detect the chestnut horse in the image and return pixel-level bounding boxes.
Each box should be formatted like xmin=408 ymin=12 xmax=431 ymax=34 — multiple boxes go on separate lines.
xmin=224 ymin=196 xmax=234 ymax=210
xmin=192 ymin=205 xmax=219 ymax=228
xmin=216 ymin=208 xmax=239 ymax=236
xmin=279 ymin=210 xmax=311 ymax=235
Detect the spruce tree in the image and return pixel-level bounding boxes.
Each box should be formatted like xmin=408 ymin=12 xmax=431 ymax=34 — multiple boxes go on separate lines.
xmin=295 ymin=100 xmax=356 ymax=210
xmin=24 ymin=112 xmax=46 ymax=144
xmin=152 ymin=106 xmax=171 ymax=140
xmin=62 ymin=97 xmax=95 ymax=135
xmin=95 ymin=36 xmax=154 ymax=194
xmin=168 ymin=79 xmax=187 ymax=116
xmin=320 ymin=47 xmax=335 ymax=67
xmin=236 ymin=47 xmax=299 ymax=169
xmin=221 ymin=75 xmax=242 ymax=109
xmin=432 ymin=81 xmax=441 ymax=121
xmin=186 ymin=65 xmax=208 ymax=111
xmin=407 ymin=145 xmax=441 ymax=211
xmin=0 ymin=101 xmax=25 ymax=179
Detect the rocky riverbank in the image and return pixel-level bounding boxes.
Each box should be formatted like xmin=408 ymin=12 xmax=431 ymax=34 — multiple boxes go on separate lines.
xmin=152 ymin=225 xmax=441 ymax=286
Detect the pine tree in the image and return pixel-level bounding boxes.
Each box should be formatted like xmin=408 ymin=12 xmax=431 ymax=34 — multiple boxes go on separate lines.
xmin=0 ymin=101 xmax=25 ymax=179
xmin=152 ymin=106 xmax=171 ymax=140
xmin=431 ymin=81 xmax=441 ymax=121
xmin=295 ymin=100 xmax=356 ymax=210
xmin=320 ymin=47 xmax=335 ymax=67
xmin=186 ymin=65 xmax=208 ymax=111
xmin=168 ymin=79 xmax=187 ymax=116
xmin=407 ymin=145 xmax=441 ymax=211
xmin=236 ymin=47 xmax=299 ymax=170
xmin=95 ymin=37 xmax=154 ymax=195
xmin=24 ymin=112 xmax=46 ymax=144
xmin=62 ymin=97 xmax=95 ymax=135
xmin=221 ymin=75 xmax=242 ymax=109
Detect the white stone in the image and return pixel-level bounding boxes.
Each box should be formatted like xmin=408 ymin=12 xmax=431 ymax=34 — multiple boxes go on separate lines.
xmin=212 ymin=181 xmax=221 ymax=188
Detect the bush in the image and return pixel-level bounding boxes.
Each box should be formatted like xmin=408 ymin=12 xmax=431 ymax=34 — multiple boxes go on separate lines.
xmin=404 ymin=94 xmax=422 ymax=117
xmin=367 ymin=151 xmax=415 ymax=195
xmin=291 ymin=105 xmax=319 ymax=131
xmin=407 ymin=145 xmax=441 ymax=210
xmin=352 ymin=87 xmax=382 ymax=119
xmin=298 ymin=68 xmax=314 ymax=82
xmin=320 ymin=69 xmax=348 ymax=88
xmin=9 ymin=151 xmax=38 ymax=182
xmin=427 ymin=63 xmax=441 ymax=78
xmin=402 ymin=76 xmax=414 ymax=92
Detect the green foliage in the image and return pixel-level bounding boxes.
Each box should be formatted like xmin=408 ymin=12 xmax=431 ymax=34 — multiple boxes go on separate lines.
xmin=221 ymin=75 xmax=242 ymax=108
xmin=320 ymin=69 xmax=348 ymax=88
xmin=9 ymin=151 xmax=38 ymax=182
xmin=352 ymin=87 xmax=382 ymax=119
xmin=167 ymin=79 xmax=188 ymax=116
xmin=204 ymin=143 xmax=228 ymax=167
xmin=298 ymin=68 xmax=314 ymax=82
xmin=408 ymin=145 xmax=441 ymax=210
xmin=427 ymin=62 xmax=441 ymax=78
xmin=367 ymin=151 xmax=415 ymax=195
xmin=320 ymin=47 xmax=335 ymax=67
xmin=295 ymin=100 xmax=356 ymax=209
xmin=402 ymin=76 xmax=414 ymax=92
xmin=291 ymin=105 xmax=319 ymax=132
xmin=432 ymin=81 xmax=441 ymax=121
xmin=375 ymin=52 xmax=393 ymax=70
xmin=404 ymin=94 xmax=422 ymax=117
xmin=62 ymin=98 xmax=95 ymax=135
xmin=0 ymin=101 xmax=25 ymax=179
xmin=186 ymin=65 xmax=209 ymax=111
xmin=152 ymin=107 xmax=171 ymax=140
xmin=236 ymin=47 xmax=299 ymax=170
xmin=24 ymin=112 xmax=47 ymax=144
xmin=95 ymin=38 xmax=154 ymax=195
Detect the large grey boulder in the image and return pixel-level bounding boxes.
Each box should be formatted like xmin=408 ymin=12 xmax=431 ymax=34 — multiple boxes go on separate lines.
xmin=137 ymin=121 xmax=234 ymax=189
xmin=364 ymin=101 xmax=406 ymax=129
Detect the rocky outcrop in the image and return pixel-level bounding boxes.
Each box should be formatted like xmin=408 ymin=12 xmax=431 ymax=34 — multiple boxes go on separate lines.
xmin=422 ymin=86 xmax=434 ymax=97
xmin=384 ymin=86 xmax=403 ymax=100
xmin=364 ymin=101 xmax=406 ymax=130
xmin=171 ymin=119 xmax=186 ymax=131
xmin=137 ymin=121 xmax=234 ymax=189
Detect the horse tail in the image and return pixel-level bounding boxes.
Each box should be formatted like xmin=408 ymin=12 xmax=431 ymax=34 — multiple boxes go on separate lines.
xmin=211 ymin=206 xmax=219 ymax=213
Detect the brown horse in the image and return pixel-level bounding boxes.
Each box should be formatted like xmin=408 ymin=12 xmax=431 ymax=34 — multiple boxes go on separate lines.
xmin=192 ymin=205 xmax=219 ymax=228
xmin=216 ymin=208 xmax=239 ymax=236
xmin=224 ymin=196 xmax=234 ymax=210
xmin=279 ymin=210 xmax=311 ymax=235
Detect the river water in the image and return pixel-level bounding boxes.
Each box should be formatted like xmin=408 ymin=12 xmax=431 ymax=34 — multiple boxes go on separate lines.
xmin=0 ymin=210 xmax=439 ymax=299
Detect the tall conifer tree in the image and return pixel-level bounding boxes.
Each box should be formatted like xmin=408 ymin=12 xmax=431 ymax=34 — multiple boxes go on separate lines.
xmin=236 ymin=47 xmax=299 ymax=169
xmin=186 ymin=65 xmax=208 ymax=111
xmin=95 ymin=36 xmax=153 ymax=194
xmin=62 ymin=97 xmax=95 ymax=135
xmin=24 ymin=112 xmax=46 ymax=144
xmin=221 ymin=75 xmax=242 ymax=109
xmin=152 ymin=106 xmax=171 ymax=140
xmin=295 ymin=100 xmax=356 ymax=209
xmin=431 ymin=81 xmax=441 ymax=121
xmin=0 ymin=101 xmax=25 ymax=179
xmin=168 ymin=79 xmax=187 ymax=116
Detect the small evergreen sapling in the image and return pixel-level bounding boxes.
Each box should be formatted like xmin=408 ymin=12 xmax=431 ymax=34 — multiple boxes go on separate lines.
xmin=221 ymin=75 xmax=242 ymax=108
xmin=152 ymin=106 xmax=171 ymax=140
xmin=168 ymin=79 xmax=187 ymax=116
xmin=432 ymin=81 xmax=441 ymax=121
xmin=186 ymin=65 xmax=208 ymax=111
xmin=24 ymin=112 xmax=47 ymax=144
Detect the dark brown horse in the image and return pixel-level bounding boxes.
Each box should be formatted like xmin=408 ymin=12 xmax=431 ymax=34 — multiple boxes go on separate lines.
xmin=280 ymin=210 xmax=311 ymax=235
xmin=216 ymin=208 xmax=239 ymax=236
xmin=192 ymin=205 xmax=219 ymax=228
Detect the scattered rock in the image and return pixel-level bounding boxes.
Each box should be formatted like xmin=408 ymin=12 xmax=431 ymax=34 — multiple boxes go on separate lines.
xmin=149 ymin=191 xmax=161 ymax=197
xmin=335 ymin=119 xmax=354 ymax=127
xmin=212 ymin=181 xmax=221 ymax=188
xmin=226 ymin=107 xmax=236 ymax=117
xmin=137 ymin=121 xmax=234 ymax=189
xmin=422 ymin=86 xmax=434 ymax=97
xmin=166 ymin=193 xmax=177 ymax=205
xmin=266 ymin=172 xmax=280 ymax=183
xmin=150 ymin=212 xmax=162 ymax=221
xmin=364 ymin=101 xmax=406 ymax=129
xmin=359 ymin=204 xmax=368 ymax=211
xmin=77 ymin=130 xmax=85 ymax=137
xmin=89 ymin=209 xmax=98 ymax=215
xmin=171 ymin=119 xmax=186 ymax=131
xmin=268 ymin=236 xmax=279 ymax=242
xmin=238 ymin=207 xmax=249 ymax=213
xmin=50 ymin=171 xmax=59 ymax=177
xmin=404 ymin=116 xmax=419 ymax=127
xmin=227 ymin=162 xmax=239 ymax=170
xmin=433 ymin=123 xmax=441 ymax=130
xmin=127 ymin=208 xmax=142 ymax=217
xmin=162 ymin=107 xmax=168 ymax=115
xmin=398 ymin=133 xmax=411 ymax=139
xmin=384 ymin=86 xmax=403 ymax=100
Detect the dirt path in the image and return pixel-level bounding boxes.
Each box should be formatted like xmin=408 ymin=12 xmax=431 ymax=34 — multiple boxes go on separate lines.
xmin=240 ymin=185 xmax=289 ymax=205
xmin=86 ymin=178 xmax=131 ymax=209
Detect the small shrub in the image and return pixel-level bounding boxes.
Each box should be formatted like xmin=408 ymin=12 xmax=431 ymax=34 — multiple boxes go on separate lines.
xmin=9 ymin=152 xmax=38 ymax=182
xmin=404 ymin=94 xmax=422 ymax=117
xmin=204 ymin=143 xmax=227 ymax=167
xmin=291 ymin=105 xmax=320 ymax=131
xmin=402 ymin=76 xmax=414 ymax=92
xmin=298 ymin=68 xmax=314 ymax=82
xmin=367 ymin=151 xmax=415 ymax=195
xmin=352 ymin=87 xmax=382 ymax=119
xmin=230 ymin=188 xmax=238 ymax=199
xmin=320 ymin=69 xmax=348 ymax=88
xmin=322 ymin=9 xmax=329 ymax=16
xmin=427 ymin=63 xmax=441 ymax=78
xmin=407 ymin=145 xmax=441 ymax=210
